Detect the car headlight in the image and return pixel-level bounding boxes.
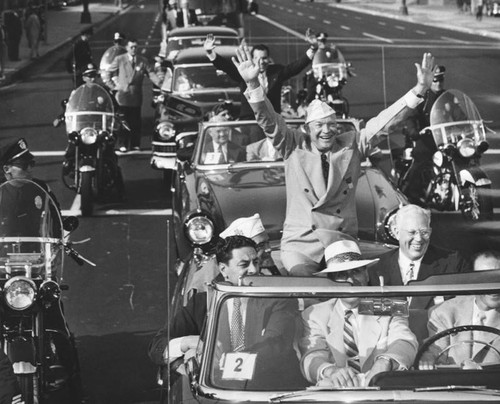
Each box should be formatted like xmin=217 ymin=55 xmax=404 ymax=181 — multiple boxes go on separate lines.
xmin=184 ymin=215 xmax=214 ymax=245
xmin=432 ymin=151 xmax=444 ymax=167
xmin=80 ymin=127 xmax=98 ymax=145
xmin=157 ymin=122 xmax=176 ymax=140
xmin=4 ymin=277 xmax=36 ymax=310
xmin=457 ymin=138 xmax=476 ymax=158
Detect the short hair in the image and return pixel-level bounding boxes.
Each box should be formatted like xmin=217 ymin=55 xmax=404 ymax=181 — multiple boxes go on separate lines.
xmin=127 ymin=38 xmax=138 ymax=45
xmin=251 ymin=44 xmax=270 ymax=58
xmin=395 ymin=204 xmax=431 ymax=230
xmin=472 ymin=250 xmax=500 ymax=269
xmin=215 ymin=235 xmax=256 ymax=265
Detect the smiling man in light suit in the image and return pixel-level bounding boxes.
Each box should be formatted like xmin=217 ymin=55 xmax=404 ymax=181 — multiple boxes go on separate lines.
xmin=106 ymin=39 xmax=161 ymax=152
xmin=299 ymin=240 xmax=417 ymax=388
xmin=232 ymin=45 xmax=437 ymax=275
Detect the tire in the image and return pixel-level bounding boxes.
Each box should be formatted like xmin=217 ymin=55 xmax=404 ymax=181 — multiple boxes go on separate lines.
xmin=461 ymin=183 xmax=493 ymax=221
xmin=80 ymin=171 xmax=93 ymax=217
xmin=19 ymin=374 xmax=37 ymax=404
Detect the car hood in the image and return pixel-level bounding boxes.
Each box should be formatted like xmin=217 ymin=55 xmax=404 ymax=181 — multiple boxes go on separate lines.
xmin=196 ymin=166 xmax=286 ymax=242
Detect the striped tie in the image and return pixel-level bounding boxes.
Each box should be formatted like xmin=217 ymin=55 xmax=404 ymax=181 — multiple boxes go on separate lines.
xmin=406 ymin=262 xmax=415 ymax=285
xmin=230 ymin=298 xmax=245 ymax=351
xmin=344 ymin=309 xmax=361 ymax=372
xmin=321 ymin=153 xmax=329 ymax=185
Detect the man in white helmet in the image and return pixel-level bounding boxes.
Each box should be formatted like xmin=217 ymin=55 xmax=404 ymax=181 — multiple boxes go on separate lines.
xmin=232 ymin=45 xmax=437 ymax=276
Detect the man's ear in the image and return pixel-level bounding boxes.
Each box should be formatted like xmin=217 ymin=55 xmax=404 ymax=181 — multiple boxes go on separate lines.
xmin=3 ymin=165 xmax=9 ymax=174
xmin=218 ymin=262 xmax=228 ymax=280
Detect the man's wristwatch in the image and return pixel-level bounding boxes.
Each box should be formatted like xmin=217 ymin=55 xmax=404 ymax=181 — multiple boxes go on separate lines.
xmin=412 ymin=88 xmax=425 ymax=99
xmin=318 ymin=364 xmax=337 ymax=381
xmin=377 ymin=355 xmax=398 ymax=370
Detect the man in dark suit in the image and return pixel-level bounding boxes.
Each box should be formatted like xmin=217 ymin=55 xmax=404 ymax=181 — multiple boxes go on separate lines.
xmin=106 ymin=38 xmax=161 ymax=152
xmin=368 ymin=204 xmax=471 ymax=309
xmin=202 ymin=118 xmax=245 ymax=164
xmin=204 ymin=31 xmax=317 ymax=120
xmin=66 ymin=27 xmax=93 ymax=88
xmin=148 ymin=235 xmax=305 ymax=388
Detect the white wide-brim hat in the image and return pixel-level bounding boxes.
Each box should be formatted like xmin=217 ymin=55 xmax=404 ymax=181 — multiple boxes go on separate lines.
xmin=316 ymin=239 xmax=379 ymax=274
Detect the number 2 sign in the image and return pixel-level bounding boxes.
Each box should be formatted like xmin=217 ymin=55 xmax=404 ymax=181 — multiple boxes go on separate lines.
xmin=222 ymin=352 xmax=257 ymax=380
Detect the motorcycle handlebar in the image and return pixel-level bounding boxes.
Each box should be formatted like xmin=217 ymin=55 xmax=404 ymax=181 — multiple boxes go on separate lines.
xmin=63 ymin=243 xmax=96 ymax=267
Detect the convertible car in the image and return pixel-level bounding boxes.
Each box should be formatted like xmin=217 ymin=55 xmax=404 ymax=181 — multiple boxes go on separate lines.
xmin=170 ymin=119 xmax=404 ymax=265
xmin=151 ymin=46 xmax=241 ymax=171
xmin=159 ymin=271 xmax=500 ymax=403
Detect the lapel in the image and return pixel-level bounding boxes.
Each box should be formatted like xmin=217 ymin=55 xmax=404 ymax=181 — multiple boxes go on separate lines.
xmin=124 ymin=56 xmax=135 ymax=84
xmin=473 ymin=309 xmax=500 ymax=359
xmin=389 ymin=250 xmax=403 ymax=286
xmin=296 ymin=148 xmax=323 ymax=201
xmin=358 ymin=314 xmax=382 ymax=368
xmin=327 ymin=301 xmax=346 ymax=366
xmin=411 ymin=247 xmax=438 ymax=309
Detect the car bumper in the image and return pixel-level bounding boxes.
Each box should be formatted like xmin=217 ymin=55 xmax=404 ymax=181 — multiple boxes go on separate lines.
xmin=151 ymin=141 xmax=176 ymax=170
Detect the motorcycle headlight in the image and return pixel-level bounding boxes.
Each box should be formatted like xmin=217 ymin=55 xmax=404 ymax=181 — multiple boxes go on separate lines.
xmin=157 ymin=122 xmax=176 ymax=140
xmin=184 ymin=215 xmax=214 ymax=246
xmin=4 ymin=277 xmax=36 ymax=310
xmin=457 ymin=138 xmax=476 ymax=158
xmin=39 ymin=280 xmax=61 ymax=304
xmin=80 ymin=127 xmax=98 ymax=145
xmin=432 ymin=151 xmax=444 ymax=167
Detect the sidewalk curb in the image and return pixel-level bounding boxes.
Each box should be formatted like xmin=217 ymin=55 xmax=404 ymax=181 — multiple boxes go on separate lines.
xmin=1 ymin=5 xmax=131 ymax=88
xmin=329 ymin=2 xmax=500 ymax=40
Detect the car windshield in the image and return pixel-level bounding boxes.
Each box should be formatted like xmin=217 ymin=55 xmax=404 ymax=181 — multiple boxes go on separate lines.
xmin=166 ymin=36 xmax=239 ymax=58
xmin=196 ymin=121 xmax=357 ymax=165
xmin=172 ymin=65 xmax=238 ymax=93
xmin=198 ymin=274 xmax=500 ymax=398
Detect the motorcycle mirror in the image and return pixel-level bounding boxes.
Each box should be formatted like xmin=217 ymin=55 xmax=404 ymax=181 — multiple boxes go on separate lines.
xmin=63 ymin=216 xmax=79 ymax=232
xmin=53 ymin=116 xmax=64 ymax=128
xmin=61 ymin=99 xmax=68 ymax=108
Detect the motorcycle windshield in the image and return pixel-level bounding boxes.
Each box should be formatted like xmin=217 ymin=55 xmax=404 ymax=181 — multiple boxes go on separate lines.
xmin=428 ymin=89 xmax=486 ymax=147
xmin=99 ymin=45 xmax=127 ymax=71
xmin=0 ymin=180 xmax=63 ymax=276
xmin=64 ymin=83 xmax=115 ymax=133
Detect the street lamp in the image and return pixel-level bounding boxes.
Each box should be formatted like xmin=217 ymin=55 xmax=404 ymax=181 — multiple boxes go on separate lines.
xmin=400 ymin=0 xmax=409 ymax=15
xmin=81 ymin=0 xmax=92 ymax=23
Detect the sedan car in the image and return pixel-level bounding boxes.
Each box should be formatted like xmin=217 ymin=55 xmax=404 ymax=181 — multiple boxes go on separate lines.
xmin=159 ymin=271 xmax=500 ymax=403
xmin=151 ymin=46 xmax=241 ymax=171
xmin=170 ymin=119 xmax=405 ymax=266
xmin=162 ymin=26 xmax=240 ymax=61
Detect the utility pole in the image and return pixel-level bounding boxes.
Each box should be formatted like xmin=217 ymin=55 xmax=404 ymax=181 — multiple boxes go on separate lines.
xmin=400 ymin=0 xmax=409 ymax=15
xmin=81 ymin=0 xmax=91 ymax=23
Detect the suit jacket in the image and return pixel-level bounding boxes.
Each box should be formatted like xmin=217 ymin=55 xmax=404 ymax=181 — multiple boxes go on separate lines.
xmin=148 ymin=290 xmax=306 ymax=388
xmin=246 ymin=138 xmax=281 ymax=161
xmin=369 ymin=244 xmax=471 ymax=309
xmin=299 ymin=298 xmax=418 ymax=383
xmin=247 ymin=88 xmax=420 ymax=263
xmin=202 ymin=140 xmax=245 ymax=163
xmin=426 ymin=295 xmax=500 ymax=365
xmin=107 ymin=53 xmax=160 ymax=107
xmin=211 ymin=52 xmax=311 ymax=119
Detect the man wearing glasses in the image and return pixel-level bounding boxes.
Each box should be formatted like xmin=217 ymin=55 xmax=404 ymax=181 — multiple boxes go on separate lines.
xmin=233 ymin=46 xmax=438 ymax=276
xmin=369 ymin=204 xmax=471 ymax=308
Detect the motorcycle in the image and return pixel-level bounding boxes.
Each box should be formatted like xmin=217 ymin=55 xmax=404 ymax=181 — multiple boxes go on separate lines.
xmin=397 ymin=89 xmax=492 ymax=221
xmin=297 ymin=48 xmax=354 ymax=118
xmin=0 ymin=179 xmax=95 ymax=403
xmin=54 ymin=82 xmax=125 ymax=216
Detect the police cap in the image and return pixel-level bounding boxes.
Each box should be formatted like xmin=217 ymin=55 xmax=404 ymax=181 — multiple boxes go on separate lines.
xmin=0 ymin=138 xmax=35 ymax=167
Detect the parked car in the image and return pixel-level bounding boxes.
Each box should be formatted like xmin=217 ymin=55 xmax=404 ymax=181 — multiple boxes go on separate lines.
xmin=151 ymin=46 xmax=241 ymax=172
xmin=159 ymin=271 xmax=500 ymax=403
xmin=162 ymin=26 xmax=240 ymax=61
xmin=170 ymin=119 xmax=405 ymax=266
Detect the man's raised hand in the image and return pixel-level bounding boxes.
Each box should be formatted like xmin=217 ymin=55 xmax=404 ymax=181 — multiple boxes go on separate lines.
xmin=232 ymin=45 xmax=260 ymax=87
xmin=414 ymin=52 xmax=436 ymax=93
xmin=204 ymin=33 xmax=216 ymax=53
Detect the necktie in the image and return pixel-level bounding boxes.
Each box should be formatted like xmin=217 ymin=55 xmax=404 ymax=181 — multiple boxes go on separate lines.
xmin=230 ymin=298 xmax=245 ymax=351
xmin=321 ymin=153 xmax=329 ymax=185
xmin=216 ymin=145 xmax=226 ymax=164
xmin=406 ymin=262 xmax=415 ymax=285
xmin=131 ymin=57 xmax=136 ymax=69
xmin=344 ymin=309 xmax=361 ymax=372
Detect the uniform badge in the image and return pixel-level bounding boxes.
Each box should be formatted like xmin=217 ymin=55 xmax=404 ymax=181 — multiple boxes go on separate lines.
xmin=135 ymin=66 xmax=141 ymax=72
xmin=35 ymin=195 xmax=43 ymax=209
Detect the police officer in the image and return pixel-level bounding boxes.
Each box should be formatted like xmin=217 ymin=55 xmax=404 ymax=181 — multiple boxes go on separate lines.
xmin=100 ymin=32 xmax=127 ymax=84
xmin=66 ymin=27 xmax=94 ymax=88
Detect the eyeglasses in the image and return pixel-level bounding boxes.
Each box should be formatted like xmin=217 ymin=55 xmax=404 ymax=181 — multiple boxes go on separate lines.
xmin=10 ymin=160 xmax=35 ymax=170
xmin=402 ymin=228 xmax=432 ymax=238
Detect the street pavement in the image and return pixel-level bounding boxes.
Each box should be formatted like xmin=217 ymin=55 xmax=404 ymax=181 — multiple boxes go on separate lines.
xmin=1 ymin=0 xmax=500 ymax=88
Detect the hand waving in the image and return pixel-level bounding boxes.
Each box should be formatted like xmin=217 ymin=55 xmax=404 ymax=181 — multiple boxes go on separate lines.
xmin=305 ymin=28 xmax=318 ymax=49
xmin=414 ymin=52 xmax=436 ymax=91
xmin=204 ymin=33 xmax=216 ymax=53
xmin=232 ymin=45 xmax=260 ymax=85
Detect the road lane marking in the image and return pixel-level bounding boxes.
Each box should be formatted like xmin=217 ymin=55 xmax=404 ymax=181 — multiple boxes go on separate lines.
xmin=395 ymin=25 xmax=406 ymax=30
xmin=378 ymin=21 xmax=387 ymax=26
xmin=323 ymin=20 xmax=331 ymax=24
xmin=441 ymin=36 xmax=468 ymax=43
xmin=341 ymin=25 xmax=351 ymax=31
xmin=309 ymin=15 xmax=316 ymax=19
xmin=416 ymin=30 xmax=427 ymax=35
xmin=362 ymin=32 xmax=394 ymax=43
xmin=297 ymin=11 xmax=304 ymax=16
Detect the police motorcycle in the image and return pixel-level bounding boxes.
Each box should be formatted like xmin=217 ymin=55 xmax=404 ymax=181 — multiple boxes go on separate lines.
xmin=0 ymin=179 xmax=95 ymax=403
xmin=297 ymin=48 xmax=354 ymax=118
xmin=398 ymin=89 xmax=492 ymax=221
xmin=53 ymin=82 xmax=125 ymax=216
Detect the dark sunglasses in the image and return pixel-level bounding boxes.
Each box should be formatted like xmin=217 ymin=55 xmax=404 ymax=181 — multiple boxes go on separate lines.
xmin=10 ymin=160 xmax=35 ymax=170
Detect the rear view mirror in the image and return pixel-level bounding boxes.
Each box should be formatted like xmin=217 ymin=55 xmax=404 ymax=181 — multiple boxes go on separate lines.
xmin=358 ymin=298 xmax=409 ymax=317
